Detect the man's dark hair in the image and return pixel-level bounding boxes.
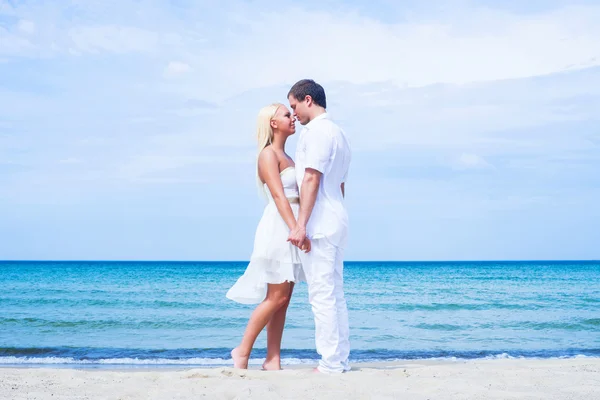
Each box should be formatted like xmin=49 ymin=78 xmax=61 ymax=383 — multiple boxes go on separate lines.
xmin=288 ymin=79 xmax=327 ymax=109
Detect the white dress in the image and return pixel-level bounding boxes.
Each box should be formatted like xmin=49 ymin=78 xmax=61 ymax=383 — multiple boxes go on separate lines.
xmin=226 ymin=167 xmax=306 ymax=304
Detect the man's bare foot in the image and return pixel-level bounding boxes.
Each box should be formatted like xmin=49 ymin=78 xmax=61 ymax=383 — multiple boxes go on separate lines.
xmin=231 ymin=347 xmax=249 ymax=369
xmin=261 ymin=357 xmax=281 ymax=371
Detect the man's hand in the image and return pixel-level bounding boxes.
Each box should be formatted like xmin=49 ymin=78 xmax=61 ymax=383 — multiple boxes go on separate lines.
xmin=288 ymin=225 xmax=307 ymax=249
xmin=300 ymin=237 xmax=312 ymax=253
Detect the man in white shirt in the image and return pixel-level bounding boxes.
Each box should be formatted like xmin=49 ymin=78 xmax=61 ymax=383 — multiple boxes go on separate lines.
xmin=287 ymin=79 xmax=352 ymax=373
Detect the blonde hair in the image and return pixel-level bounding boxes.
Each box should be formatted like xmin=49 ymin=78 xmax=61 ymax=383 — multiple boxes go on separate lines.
xmin=255 ymin=103 xmax=283 ymax=193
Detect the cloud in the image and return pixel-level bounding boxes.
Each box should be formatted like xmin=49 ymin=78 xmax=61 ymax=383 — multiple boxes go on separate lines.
xmin=118 ymin=150 xmax=254 ymax=184
xmin=0 ymin=0 xmax=598 ymax=260
xmin=2 ymin=68 xmax=597 ymax=193
xmin=0 ymin=28 xmax=35 ymax=57
xmin=164 ymin=61 xmax=192 ymax=78
xmin=329 ymin=67 xmax=600 ymax=153
xmin=184 ymin=99 xmax=219 ymax=110
xmin=0 ymin=3 xmax=598 ymax=199
xmin=58 ymin=158 xmax=82 ymax=165
xmin=69 ymin=25 xmax=159 ymax=54
xmin=453 ymin=153 xmax=493 ymax=170
xmin=17 ymin=20 xmax=36 ymax=35
xmin=1 ymin=2 xmax=599 ymax=97
xmin=184 ymin=4 xmax=600 ymax=97
xmin=0 ymin=0 xmax=16 ymax=16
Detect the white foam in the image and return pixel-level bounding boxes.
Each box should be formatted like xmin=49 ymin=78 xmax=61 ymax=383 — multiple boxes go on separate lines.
xmin=0 ymin=354 xmax=597 ymax=366
xmin=485 ymin=353 xmax=518 ymax=360
xmin=0 ymin=356 xmax=316 ymax=366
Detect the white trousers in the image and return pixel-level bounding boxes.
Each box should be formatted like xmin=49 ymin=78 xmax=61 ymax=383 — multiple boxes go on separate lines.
xmin=300 ymin=237 xmax=350 ymax=373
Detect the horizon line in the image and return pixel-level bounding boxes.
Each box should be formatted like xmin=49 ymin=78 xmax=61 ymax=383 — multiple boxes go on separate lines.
xmin=1 ymin=259 xmax=599 ymax=263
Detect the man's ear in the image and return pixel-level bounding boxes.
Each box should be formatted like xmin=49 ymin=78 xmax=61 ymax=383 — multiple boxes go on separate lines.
xmin=305 ymin=95 xmax=313 ymax=107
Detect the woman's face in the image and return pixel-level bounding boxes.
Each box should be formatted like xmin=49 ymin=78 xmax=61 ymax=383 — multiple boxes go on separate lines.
xmin=271 ymin=106 xmax=296 ymax=136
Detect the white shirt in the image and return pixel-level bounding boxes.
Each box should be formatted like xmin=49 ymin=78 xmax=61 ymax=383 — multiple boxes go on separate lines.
xmin=295 ymin=113 xmax=352 ymax=249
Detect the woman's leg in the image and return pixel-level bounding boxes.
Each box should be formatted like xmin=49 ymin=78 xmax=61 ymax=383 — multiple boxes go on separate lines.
xmin=231 ymin=282 xmax=291 ymax=369
xmin=263 ymin=282 xmax=295 ymax=370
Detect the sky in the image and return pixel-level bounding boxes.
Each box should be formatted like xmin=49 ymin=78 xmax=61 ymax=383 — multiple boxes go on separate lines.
xmin=0 ymin=0 xmax=599 ymax=261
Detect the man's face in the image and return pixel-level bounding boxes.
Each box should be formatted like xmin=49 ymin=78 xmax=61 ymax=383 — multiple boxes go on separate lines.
xmin=288 ymin=95 xmax=310 ymax=125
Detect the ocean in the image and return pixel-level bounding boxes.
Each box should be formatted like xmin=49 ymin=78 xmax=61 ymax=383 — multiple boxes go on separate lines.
xmin=1 ymin=260 xmax=599 ymax=367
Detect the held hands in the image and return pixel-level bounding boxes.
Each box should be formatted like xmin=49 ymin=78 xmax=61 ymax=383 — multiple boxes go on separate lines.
xmin=288 ymin=225 xmax=311 ymax=253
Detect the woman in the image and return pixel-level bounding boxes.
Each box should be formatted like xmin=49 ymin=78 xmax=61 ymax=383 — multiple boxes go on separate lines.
xmin=226 ymin=103 xmax=309 ymax=370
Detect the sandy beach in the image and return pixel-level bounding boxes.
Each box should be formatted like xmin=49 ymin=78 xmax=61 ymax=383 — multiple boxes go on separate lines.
xmin=1 ymin=358 xmax=599 ymax=399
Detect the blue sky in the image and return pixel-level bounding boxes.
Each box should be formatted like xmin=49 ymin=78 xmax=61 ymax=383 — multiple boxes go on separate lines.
xmin=0 ymin=0 xmax=599 ymax=261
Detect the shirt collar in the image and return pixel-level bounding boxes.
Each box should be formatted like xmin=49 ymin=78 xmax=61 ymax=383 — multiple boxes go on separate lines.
xmin=304 ymin=112 xmax=329 ymax=130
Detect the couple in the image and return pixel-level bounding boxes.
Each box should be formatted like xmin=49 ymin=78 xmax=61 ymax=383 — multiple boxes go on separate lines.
xmin=226 ymin=79 xmax=352 ymax=374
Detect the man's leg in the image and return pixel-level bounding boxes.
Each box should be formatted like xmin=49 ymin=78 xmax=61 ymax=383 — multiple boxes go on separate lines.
xmin=301 ymin=237 xmax=346 ymax=373
xmin=333 ymin=245 xmax=351 ymax=371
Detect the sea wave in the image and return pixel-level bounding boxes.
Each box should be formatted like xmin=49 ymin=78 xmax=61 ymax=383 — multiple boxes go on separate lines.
xmin=0 ymin=356 xmax=314 ymax=366
xmin=0 ymin=347 xmax=598 ymax=367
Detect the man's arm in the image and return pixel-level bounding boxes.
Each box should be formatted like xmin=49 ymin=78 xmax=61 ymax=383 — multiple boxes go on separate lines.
xmin=288 ymin=169 xmax=321 ymax=248
xmin=287 ymin=127 xmax=334 ymax=248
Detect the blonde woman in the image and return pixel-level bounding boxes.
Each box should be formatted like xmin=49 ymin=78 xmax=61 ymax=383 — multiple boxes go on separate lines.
xmin=226 ymin=103 xmax=309 ymax=370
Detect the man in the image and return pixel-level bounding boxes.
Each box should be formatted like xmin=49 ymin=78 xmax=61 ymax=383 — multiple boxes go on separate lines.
xmin=287 ymin=79 xmax=352 ymax=373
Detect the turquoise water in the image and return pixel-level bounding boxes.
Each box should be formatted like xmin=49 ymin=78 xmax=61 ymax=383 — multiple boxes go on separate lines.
xmin=1 ymin=260 xmax=599 ymax=366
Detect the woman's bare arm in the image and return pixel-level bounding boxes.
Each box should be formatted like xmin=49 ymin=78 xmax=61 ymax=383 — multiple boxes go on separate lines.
xmin=257 ymin=149 xmax=297 ymax=231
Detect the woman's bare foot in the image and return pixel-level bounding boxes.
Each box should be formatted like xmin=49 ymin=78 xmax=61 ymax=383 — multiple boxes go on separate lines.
xmin=261 ymin=357 xmax=281 ymax=371
xmin=231 ymin=347 xmax=249 ymax=369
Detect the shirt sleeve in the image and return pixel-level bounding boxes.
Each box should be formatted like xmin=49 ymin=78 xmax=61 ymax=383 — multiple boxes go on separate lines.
xmin=303 ymin=128 xmax=334 ymax=174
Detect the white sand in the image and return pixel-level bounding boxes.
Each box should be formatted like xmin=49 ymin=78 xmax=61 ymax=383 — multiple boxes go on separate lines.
xmin=1 ymin=358 xmax=599 ymax=399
